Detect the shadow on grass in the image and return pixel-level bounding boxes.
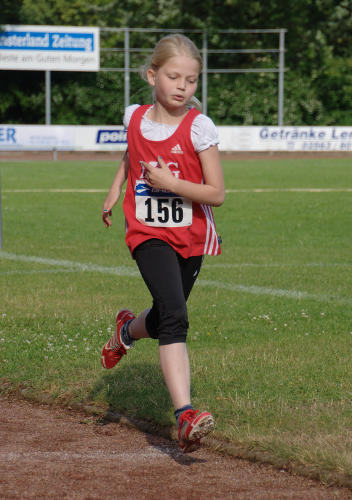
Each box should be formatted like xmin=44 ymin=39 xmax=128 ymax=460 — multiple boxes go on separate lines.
xmin=89 ymin=361 xmax=207 ymax=465
xmin=89 ymin=360 xmax=170 ymax=420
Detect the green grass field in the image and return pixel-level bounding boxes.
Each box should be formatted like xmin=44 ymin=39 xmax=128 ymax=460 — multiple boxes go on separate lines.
xmin=0 ymin=157 xmax=351 ymax=486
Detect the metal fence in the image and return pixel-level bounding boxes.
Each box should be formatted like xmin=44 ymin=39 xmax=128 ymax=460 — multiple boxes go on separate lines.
xmin=45 ymin=27 xmax=287 ymax=125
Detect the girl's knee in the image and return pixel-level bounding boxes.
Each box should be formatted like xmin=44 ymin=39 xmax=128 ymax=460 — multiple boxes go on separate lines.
xmin=146 ymin=304 xmax=189 ymax=344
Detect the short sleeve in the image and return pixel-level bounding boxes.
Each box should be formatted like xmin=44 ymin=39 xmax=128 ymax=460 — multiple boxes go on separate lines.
xmin=191 ymin=114 xmax=219 ymax=153
xmin=123 ymin=104 xmax=140 ymax=129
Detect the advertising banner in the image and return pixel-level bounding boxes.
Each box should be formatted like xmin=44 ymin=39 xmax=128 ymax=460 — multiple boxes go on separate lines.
xmin=0 ymin=125 xmax=126 ymax=151
xmin=1 ymin=124 xmax=352 ymax=152
xmin=0 ymin=25 xmax=100 ymax=71
xmin=218 ymin=126 xmax=352 ymax=152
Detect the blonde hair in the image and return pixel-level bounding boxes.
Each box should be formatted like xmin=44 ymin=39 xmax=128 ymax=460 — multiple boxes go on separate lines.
xmin=141 ymin=34 xmax=203 ymax=110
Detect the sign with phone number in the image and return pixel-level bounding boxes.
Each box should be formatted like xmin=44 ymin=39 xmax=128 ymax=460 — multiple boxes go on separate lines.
xmin=218 ymin=126 xmax=352 ymax=151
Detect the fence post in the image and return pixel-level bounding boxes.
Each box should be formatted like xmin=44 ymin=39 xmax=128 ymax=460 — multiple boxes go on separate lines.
xmin=0 ymin=169 xmax=2 ymax=250
xmin=45 ymin=70 xmax=51 ymax=125
xmin=202 ymin=31 xmax=208 ymax=116
xmin=278 ymin=29 xmax=285 ymax=126
xmin=124 ymin=28 xmax=130 ymax=109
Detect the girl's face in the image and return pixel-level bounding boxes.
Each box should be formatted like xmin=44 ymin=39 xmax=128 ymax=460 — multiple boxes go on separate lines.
xmin=147 ymin=55 xmax=200 ymax=111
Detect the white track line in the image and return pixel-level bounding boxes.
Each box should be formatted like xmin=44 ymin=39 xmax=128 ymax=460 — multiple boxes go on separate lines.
xmin=3 ymin=189 xmax=107 ymax=193
xmin=0 ymin=251 xmax=138 ymax=277
xmin=3 ymin=188 xmax=352 ymax=193
xmin=1 ymin=251 xmax=350 ymax=305
xmin=197 ymin=279 xmax=351 ymax=305
xmin=226 ymin=188 xmax=352 ymax=193
xmin=0 ymin=269 xmax=77 ymax=276
xmin=0 ymin=449 xmax=166 ymax=462
xmin=207 ymin=262 xmax=352 ymax=268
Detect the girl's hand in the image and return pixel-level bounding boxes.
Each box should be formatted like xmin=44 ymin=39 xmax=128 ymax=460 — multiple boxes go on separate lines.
xmin=142 ymin=146 xmax=224 ymax=207
xmin=102 ymin=208 xmax=113 ymax=228
xmin=101 ymin=149 xmax=130 ymax=228
xmin=142 ymin=156 xmax=176 ymax=192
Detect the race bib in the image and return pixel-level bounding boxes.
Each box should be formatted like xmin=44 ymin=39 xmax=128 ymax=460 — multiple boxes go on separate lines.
xmin=135 ymin=180 xmax=192 ymax=227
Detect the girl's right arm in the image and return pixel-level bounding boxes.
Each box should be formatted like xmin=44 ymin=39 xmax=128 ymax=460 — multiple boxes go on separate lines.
xmin=102 ymin=150 xmax=129 ymax=228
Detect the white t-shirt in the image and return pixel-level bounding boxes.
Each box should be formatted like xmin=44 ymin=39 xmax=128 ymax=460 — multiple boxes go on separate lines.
xmin=123 ymin=104 xmax=219 ymax=153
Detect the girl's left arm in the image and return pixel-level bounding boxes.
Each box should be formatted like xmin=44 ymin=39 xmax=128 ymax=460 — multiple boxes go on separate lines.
xmin=102 ymin=150 xmax=129 ymax=227
xmin=143 ymin=145 xmax=225 ymax=207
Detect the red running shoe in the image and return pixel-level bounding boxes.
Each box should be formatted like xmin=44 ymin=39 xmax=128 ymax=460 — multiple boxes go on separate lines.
xmin=101 ymin=309 xmax=135 ymax=369
xmin=178 ymin=409 xmax=215 ymax=453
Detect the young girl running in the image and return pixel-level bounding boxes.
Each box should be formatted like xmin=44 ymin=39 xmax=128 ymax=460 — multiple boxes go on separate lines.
xmin=100 ymin=34 xmax=225 ymax=453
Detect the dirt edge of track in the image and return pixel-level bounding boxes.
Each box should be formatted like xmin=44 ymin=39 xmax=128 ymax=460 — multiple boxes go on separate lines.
xmin=2 ymin=381 xmax=351 ymax=493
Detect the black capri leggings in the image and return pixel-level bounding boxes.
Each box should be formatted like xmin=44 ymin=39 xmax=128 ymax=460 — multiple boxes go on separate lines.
xmin=133 ymin=239 xmax=203 ymax=346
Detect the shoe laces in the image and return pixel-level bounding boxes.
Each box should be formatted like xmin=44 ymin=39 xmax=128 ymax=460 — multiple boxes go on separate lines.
xmin=110 ymin=340 xmax=126 ymax=355
xmin=180 ymin=409 xmax=197 ymax=424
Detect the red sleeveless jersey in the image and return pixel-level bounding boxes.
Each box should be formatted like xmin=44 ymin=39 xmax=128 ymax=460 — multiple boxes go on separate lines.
xmin=123 ymin=104 xmax=221 ymax=258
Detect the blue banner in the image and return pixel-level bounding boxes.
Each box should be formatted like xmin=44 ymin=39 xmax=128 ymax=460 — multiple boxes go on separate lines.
xmin=0 ymin=31 xmax=94 ymax=52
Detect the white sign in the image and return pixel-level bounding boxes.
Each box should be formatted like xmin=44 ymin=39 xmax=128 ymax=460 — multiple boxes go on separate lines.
xmin=0 ymin=125 xmax=127 ymax=151
xmin=217 ymin=126 xmax=352 ymax=151
xmin=1 ymin=125 xmax=352 ymax=152
xmin=0 ymin=25 xmax=100 ymax=71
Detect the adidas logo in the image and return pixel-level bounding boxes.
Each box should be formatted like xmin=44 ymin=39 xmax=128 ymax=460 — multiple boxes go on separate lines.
xmin=171 ymin=144 xmax=184 ymax=154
